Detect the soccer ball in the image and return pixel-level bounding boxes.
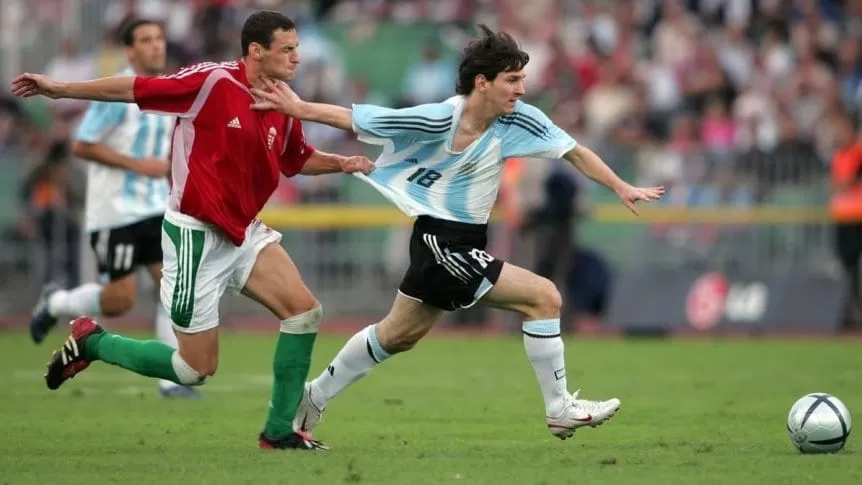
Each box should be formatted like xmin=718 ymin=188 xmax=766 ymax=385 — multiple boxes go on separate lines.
xmin=786 ymin=393 xmax=852 ymax=454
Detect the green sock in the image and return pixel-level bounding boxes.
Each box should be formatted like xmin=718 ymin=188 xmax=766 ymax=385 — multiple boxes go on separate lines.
xmin=263 ymin=330 xmax=318 ymax=438
xmin=84 ymin=331 xmax=180 ymax=383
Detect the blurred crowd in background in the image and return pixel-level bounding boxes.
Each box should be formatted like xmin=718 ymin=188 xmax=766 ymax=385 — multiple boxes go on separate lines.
xmin=0 ymin=0 xmax=861 ymax=324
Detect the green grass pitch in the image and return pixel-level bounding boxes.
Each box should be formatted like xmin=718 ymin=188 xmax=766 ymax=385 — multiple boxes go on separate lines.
xmin=0 ymin=330 xmax=859 ymax=485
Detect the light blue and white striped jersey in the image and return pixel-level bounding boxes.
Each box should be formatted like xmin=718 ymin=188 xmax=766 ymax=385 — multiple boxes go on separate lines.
xmin=75 ymin=67 xmax=174 ymax=232
xmin=352 ymin=95 xmax=577 ymax=224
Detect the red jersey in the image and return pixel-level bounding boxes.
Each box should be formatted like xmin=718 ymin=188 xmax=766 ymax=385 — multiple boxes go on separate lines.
xmin=133 ymin=60 xmax=315 ymax=245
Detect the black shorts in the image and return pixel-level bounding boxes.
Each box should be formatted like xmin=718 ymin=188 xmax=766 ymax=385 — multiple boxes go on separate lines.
xmin=89 ymin=214 xmax=164 ymax=282
xmin=399 ymin=216 xmax=504 ymax=311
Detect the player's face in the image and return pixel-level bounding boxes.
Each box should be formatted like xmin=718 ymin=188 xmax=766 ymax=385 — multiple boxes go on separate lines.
xmin=487 ymin=70 xmax=526 ymax=114
xmin=128 ymin=24 xmax=167 ymax=75
xmin=261 ymin=29 xmax=300 ymax=81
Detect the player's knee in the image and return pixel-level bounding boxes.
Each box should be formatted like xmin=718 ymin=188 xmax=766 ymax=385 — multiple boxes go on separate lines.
xmin=525 ymin=277 xmax=562 ymax=319
xmin=171 ymin=351 xmax=215 ymax=386
xmin=194 ymin=358 xmax=218 ymax=378
xmin=274 ymin=292 xmax=320 ymax=320
xmin=176 ymin=350 xmax=218 ymax=381
xmin=292 ymin=296 xmax=321 ymax=317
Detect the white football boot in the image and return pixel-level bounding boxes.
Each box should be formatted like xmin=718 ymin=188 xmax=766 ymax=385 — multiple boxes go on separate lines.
xmin=293 ymin=382 xmax=326 ymax=436
xmin=546 ymin=390 xmax=621 ymax=440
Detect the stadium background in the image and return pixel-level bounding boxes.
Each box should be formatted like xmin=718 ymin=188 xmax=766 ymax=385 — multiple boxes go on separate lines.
xmin=0 ymin=0 xmax=860 ymax=336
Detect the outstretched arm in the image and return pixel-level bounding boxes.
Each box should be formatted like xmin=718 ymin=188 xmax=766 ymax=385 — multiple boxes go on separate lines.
xmin=562 ymin=145 xmax=627 ymax=193
xmin=278 ymin=116 xmax=374 ymax=177
xmin=251 ymin=79 xmax=453 ymax=144
xmin=11 ymin=73 xmax=135 ymax=103
xmin=250 ymin=78 xmax=352 ymax=130
xmin=300 ymin=150 xmax=374 ymax=175
xmin=500 ymin=101 xmax=665 ymax=216
xmin=292 ymin=103 xmax=353 ymax=132
xmin=563 ymin=144 xmax=664 ymax=215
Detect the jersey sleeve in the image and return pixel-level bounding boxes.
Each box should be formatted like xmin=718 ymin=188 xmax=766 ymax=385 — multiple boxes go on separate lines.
xmin=133 ymin=71 xmax=207 ymax=118
xmin=74 ymin=101 xmax=127 ymax=143
xmin=351 ymin=103 xmax=453 ymax=143
xmin=500 ymin=102 xmax=577 ymax=160
xmin=279 ymin=117 xmax=316 ymax=177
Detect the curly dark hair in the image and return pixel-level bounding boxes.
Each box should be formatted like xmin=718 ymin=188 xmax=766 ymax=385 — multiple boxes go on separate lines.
xmin=455 ymin=24 xmax=530 ymax=95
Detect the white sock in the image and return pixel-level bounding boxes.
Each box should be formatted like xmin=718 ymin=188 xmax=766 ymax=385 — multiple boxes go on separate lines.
xmin=523 ymin=319 xmax=569 ymax=417
xmin=311 ymin=324 xmax=391 ymax=404
xmin=48 ymin=283 xmax=102 ymax=317
xmin=156 ymin=304 xmax=180 ymax=390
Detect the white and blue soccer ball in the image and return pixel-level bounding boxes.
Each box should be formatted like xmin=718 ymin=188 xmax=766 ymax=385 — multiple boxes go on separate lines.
xmin=787 ymin=393 xmax=852 ymax=454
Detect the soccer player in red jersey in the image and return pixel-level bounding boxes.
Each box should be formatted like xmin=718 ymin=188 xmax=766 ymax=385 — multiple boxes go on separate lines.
xmin=11 ymin=11 xmax=372 ymax=450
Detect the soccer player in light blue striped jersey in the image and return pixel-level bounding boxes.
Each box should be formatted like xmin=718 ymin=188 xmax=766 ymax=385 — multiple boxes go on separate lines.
xmin=29 ymin=19 xmax=198 ymax=398
xmin=251 ymin=25 xmax=665 ymax=442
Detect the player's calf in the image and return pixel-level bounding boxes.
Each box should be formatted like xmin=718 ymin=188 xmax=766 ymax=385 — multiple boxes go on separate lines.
xmin=174 ymin=328 xmax=219 ymax=378
xmin=373 ymin=294 xmax=441 ymax=354
xmin=98 ymin=280 xmax=137 ymax=316
xmin=31 ymin=274 xmax=139 ymax=344
xmin=375 ymin=316 xmax=431 ymax=353
xmin=31 ymin=282 xmax=108 ymax=344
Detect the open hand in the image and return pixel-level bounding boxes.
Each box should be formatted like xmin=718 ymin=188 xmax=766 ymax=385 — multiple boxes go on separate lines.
xmin=616 ymin=184 xmax=665 ymax=215
xmin=250 ymin=77 xmax=304 ymax=117
xmin=11 ymin=73 xmax=62 ymax=99
xmin=340 ymin=156 xmax=375 ymax=175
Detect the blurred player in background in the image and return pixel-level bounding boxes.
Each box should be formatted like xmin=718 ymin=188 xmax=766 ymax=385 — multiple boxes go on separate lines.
xmin=28 ymin=18 xmax=201 ymax=399
xmin=12 ymin=10 xmax=373 ymax=450
xmin=251 ymin=25 xmax=663 ymax=443
xmin=830 ymin=115 xmax=862 ymax=328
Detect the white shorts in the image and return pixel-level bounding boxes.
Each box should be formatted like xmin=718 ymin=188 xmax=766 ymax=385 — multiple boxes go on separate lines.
xmin=160 ymin=209 xmax=282 ymax=333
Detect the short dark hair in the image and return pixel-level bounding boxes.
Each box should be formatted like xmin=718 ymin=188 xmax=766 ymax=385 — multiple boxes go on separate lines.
xmin=120 ymin=18 xmax=162 ymax=47
xmin=455 ymin=25 xmax=529 ymax=95
xmin=241 ymin=10 xmax=296 ymax=56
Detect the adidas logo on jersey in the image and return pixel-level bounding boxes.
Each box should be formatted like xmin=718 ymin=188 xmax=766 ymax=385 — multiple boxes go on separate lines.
xmin=227 ymin=117 xmax=242 ymax=129
xmin=267 ymin=126 xmax=277 ymax=150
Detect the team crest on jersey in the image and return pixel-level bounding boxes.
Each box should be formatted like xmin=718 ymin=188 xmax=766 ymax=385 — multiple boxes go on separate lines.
xmin=267 ymin=127 xmax=277 ymax=150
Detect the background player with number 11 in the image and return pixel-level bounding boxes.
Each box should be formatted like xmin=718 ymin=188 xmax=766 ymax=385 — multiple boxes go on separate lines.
xmin=251 ymin=25 xmax=665 ymax=443
xmin=28 ymin=18 xmax=200 ymax=399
